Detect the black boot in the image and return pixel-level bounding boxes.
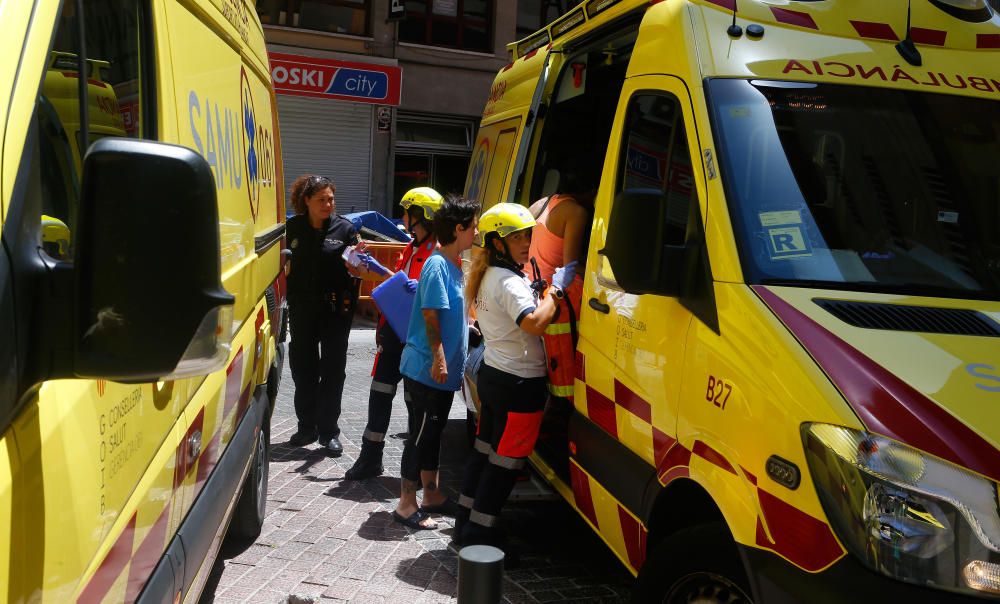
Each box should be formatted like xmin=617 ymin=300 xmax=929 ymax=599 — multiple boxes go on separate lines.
xmin=345 ymin=439 xmax=384 ymax=480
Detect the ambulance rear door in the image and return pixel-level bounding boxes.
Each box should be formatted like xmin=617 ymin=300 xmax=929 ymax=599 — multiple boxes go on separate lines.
xmin=465 ymin=35 xmax=564 ymax=209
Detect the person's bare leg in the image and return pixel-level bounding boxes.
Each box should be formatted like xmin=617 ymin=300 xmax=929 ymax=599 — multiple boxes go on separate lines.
xmin=419 ymin=469 xmax=447 ymax=508
xmin=396 ymin=478 xmax=436 ymax=528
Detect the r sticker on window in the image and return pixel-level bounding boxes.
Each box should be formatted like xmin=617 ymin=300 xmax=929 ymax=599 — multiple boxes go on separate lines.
xmin=767 ymin=226 xmax=812 ymax=260
xmin=759 ymin=210 xmax=802 ymax=227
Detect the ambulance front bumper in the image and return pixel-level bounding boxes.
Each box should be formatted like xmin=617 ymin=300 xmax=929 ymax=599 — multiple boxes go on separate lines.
xmin=741 ymin=546 xmax=994 ymax=603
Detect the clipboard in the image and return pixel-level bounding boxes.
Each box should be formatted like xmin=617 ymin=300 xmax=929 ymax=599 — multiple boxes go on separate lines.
xmin=371 ymin=271 xmax=415 ymax=341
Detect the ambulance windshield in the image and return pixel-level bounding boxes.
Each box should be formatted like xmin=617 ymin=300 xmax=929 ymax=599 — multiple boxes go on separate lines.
xmin=708 ymin=79 xmax=1000 ymax=299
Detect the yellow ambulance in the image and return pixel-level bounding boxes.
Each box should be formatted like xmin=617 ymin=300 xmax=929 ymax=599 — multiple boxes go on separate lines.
xmin=0 ymin=0 xmax=286 ymax=602
xmin=465 ymin=0 xmax=1000 ymax=600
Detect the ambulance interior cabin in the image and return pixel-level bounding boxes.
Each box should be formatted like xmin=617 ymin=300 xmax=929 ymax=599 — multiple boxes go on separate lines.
xmin=708 ymin=79 xmax=1000 ymax=299
xmin=521 ymin=20 xmax=640 ymax=205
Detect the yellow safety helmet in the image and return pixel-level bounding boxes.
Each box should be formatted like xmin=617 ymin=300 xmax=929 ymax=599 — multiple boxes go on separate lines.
xmin=399 ymin=187 xmax=443 ymax=220
xmin=475 ymin=202 xmax=536 ymax=247
xmin=41 ymin=214 xmax=71 ymax=259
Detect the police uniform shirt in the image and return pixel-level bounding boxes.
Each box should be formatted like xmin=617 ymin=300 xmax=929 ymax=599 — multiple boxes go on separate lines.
xmin=285 ymin=214 xmax=360 ymax=302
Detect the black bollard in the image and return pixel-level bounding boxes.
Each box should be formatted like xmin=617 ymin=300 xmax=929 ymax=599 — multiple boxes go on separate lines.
xmin=457 ymin=545 xmax=504 ymax=603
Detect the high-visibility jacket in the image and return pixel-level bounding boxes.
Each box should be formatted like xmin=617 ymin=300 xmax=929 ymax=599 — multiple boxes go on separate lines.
xmin=543 ymin=275 xmax=582 ymax=400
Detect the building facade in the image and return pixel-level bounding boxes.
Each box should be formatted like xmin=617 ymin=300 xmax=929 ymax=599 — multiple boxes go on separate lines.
xmin=255 ymin=0 xmax=582 ymax=218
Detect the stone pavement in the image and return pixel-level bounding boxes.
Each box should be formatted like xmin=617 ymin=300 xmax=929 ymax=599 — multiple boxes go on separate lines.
xmin=200 ymin=325 xmax=633 ymax=604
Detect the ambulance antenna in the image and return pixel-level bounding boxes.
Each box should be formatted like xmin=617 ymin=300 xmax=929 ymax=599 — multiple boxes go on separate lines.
xmin=895 ymin=0 xmax=923 ymax=66
xmin=727 ymin=0 xmax=743 ymax=37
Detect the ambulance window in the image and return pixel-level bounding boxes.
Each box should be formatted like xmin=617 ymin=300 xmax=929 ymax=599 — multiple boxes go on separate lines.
xmin=522 ymin=22 xmax=637 ymax=202
xmin=616 ymin=93 xmax=694 ymax=246
xmin=36 ymin=0 xmax=151 ymax=261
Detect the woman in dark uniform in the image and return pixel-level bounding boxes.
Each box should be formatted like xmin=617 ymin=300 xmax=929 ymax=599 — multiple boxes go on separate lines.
xmin=284 ymin=174 xmax=361 ymax=454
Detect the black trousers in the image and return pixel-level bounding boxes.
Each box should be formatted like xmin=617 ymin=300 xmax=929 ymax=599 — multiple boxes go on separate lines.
xmin=362 ymin=322 xmax=404 ymax=443
xmin=288 ymin=299 xmax=353 ymax=440
xmin=400 ymin=377 xmax=454 ymax=482
xmin=458 ymin=363 xmax=547 ymax=544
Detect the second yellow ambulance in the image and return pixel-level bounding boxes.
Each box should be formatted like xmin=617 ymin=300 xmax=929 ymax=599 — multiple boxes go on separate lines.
xmin=466 ymin=0 xmax=1000 ymax=601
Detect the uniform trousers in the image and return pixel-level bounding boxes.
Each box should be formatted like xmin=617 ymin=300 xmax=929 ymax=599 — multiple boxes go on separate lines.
xmin=362 ymin=322 xmax=404 ymax=443
xmin=457 ymin=363 xmax=547 ymax=545
xmin=288 ymin=298 xmax=353 ymax=440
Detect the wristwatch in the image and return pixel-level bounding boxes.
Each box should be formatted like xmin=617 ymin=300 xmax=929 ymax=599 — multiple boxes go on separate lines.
xmin=551 ymin=286 xmax=565 ymax=300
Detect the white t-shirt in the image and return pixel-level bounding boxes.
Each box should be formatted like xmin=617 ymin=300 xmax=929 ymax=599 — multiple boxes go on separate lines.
xmin=475 ymin=266 xmax=546 ymax=378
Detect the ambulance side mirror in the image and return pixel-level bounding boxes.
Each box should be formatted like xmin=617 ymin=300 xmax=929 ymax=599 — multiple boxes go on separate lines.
xmin=600 ymin=189 xmax=686 ymax=297
xmin=72 ymin=138 xmax=235 ymax=382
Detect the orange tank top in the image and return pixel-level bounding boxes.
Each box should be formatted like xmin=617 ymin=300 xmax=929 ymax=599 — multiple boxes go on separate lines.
xmin=527 ymin=194 xmax=568 ymax=284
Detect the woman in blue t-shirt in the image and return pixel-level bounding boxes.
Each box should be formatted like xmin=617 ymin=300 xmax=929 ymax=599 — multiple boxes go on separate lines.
xmin=393 ymin=195 xmax=481 ymax=530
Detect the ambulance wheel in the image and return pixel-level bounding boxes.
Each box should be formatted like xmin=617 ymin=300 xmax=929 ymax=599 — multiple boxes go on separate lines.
xmin=230 ymin=419 xmax=270 ymax=543
xmin=633 ymin=523 xmax=753 ymax=604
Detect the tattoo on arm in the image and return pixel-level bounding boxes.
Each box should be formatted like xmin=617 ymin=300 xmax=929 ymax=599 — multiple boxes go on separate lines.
xmin=426 ymin=481 xmax=437 ymax=491
xmin=423 ymin=309 xmax=442 ymax=350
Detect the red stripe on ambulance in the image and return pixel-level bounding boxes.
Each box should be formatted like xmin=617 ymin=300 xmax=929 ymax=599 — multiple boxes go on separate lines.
xmin=850 ymin=20 xmax=898 ymax=41
xmin=755 ymin=286 xmax=1000 ymax=483
xmin=77 ymin=513 xmax=137 ymax=604
xmin=124 ymin=504 xmax=171 ymax=603
xmin=223 ymin=347 xmax=245 ymax=417
xmin=770 ymin=7 xmax=818 ymax=30
xmin=755 ymin=489 xmax=844 ymax=571
xmin=911 ymin=27 xmax=947 ymax=46
xmin=613 ymin=380 xmax=651 ymax=423
xmin=570 ymin=460 xmax=600 ymax=529
xmin=585 ymin=385 xmax=618 ymax=438
xmin=978 ymin=34 xmax=1000 ymax=49
xmin=692 ymin=440 xmax=737 ymax=475
xmin=618 ymin=506 xmax=647 ymax=570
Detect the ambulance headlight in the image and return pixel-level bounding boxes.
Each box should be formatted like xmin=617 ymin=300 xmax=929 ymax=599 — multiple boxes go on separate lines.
xmin=803 ymin=424 xmax=1000 ymax=595
xmin=163 ymin=305 xmax=234 ymax=379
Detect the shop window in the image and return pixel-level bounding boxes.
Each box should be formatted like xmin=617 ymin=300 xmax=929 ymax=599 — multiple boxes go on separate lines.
xmin=393 ymin=114 xmax=475 ymax=217
xmin=397 ymin=121 xmax=471 ymax=148
xmin=516 ymin=0 xmax=582 ymax=40
xmin=399 ymin=0 xmax=493 ymax=52
xmin=256 ymin=0 xmax=369 ymax=36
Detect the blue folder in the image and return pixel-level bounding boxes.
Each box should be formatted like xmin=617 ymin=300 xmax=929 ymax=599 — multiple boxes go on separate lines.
xmin=371 ymin=271 xmax=415 ymax=341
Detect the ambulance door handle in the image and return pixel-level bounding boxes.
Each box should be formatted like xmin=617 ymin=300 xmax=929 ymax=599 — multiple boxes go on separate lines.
xmin=589 ymin=298 xmax=610 ymax=314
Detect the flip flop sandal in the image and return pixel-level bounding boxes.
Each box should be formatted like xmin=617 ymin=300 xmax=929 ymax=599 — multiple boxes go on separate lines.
xmin=392 ymin=509 xmax=438 ymax=530
xmin=419 ymin=497 xmax=461 ymax=517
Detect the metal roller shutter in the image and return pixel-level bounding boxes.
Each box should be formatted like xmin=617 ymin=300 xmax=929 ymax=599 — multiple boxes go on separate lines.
xmin=277 ymin=95 xmax=372 ymax=214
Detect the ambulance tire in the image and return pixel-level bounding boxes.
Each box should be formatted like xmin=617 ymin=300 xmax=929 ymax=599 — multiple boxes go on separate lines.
xmin=633 ymin=522 xmax=753 ymax=604
xmin=230 ymin=417 xmax=270 ymax=544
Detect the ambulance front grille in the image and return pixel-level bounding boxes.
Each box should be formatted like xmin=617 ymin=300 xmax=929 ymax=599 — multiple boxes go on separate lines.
xmin=814 ymin=299 xmax=1000 ymax=337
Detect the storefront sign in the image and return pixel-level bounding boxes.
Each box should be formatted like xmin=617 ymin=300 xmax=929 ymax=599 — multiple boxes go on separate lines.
xmin=268 ymin=52 xmax=402 ymax=106
xmin=388 ymin=0 xmax=406 ymax=21
xmin=377 ymin=106 xmax=392 ymax=132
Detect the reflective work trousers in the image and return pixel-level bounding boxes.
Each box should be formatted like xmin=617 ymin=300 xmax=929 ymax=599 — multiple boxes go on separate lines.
xmin=458 ymin=363 xmax=547 ymax=544
xmin=362 ymin=322 xmax=404 ymax=443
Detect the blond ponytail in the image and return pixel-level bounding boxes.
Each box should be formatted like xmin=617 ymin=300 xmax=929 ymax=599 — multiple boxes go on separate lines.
xmin=465 ymin=247 xmax=490 ymax=315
